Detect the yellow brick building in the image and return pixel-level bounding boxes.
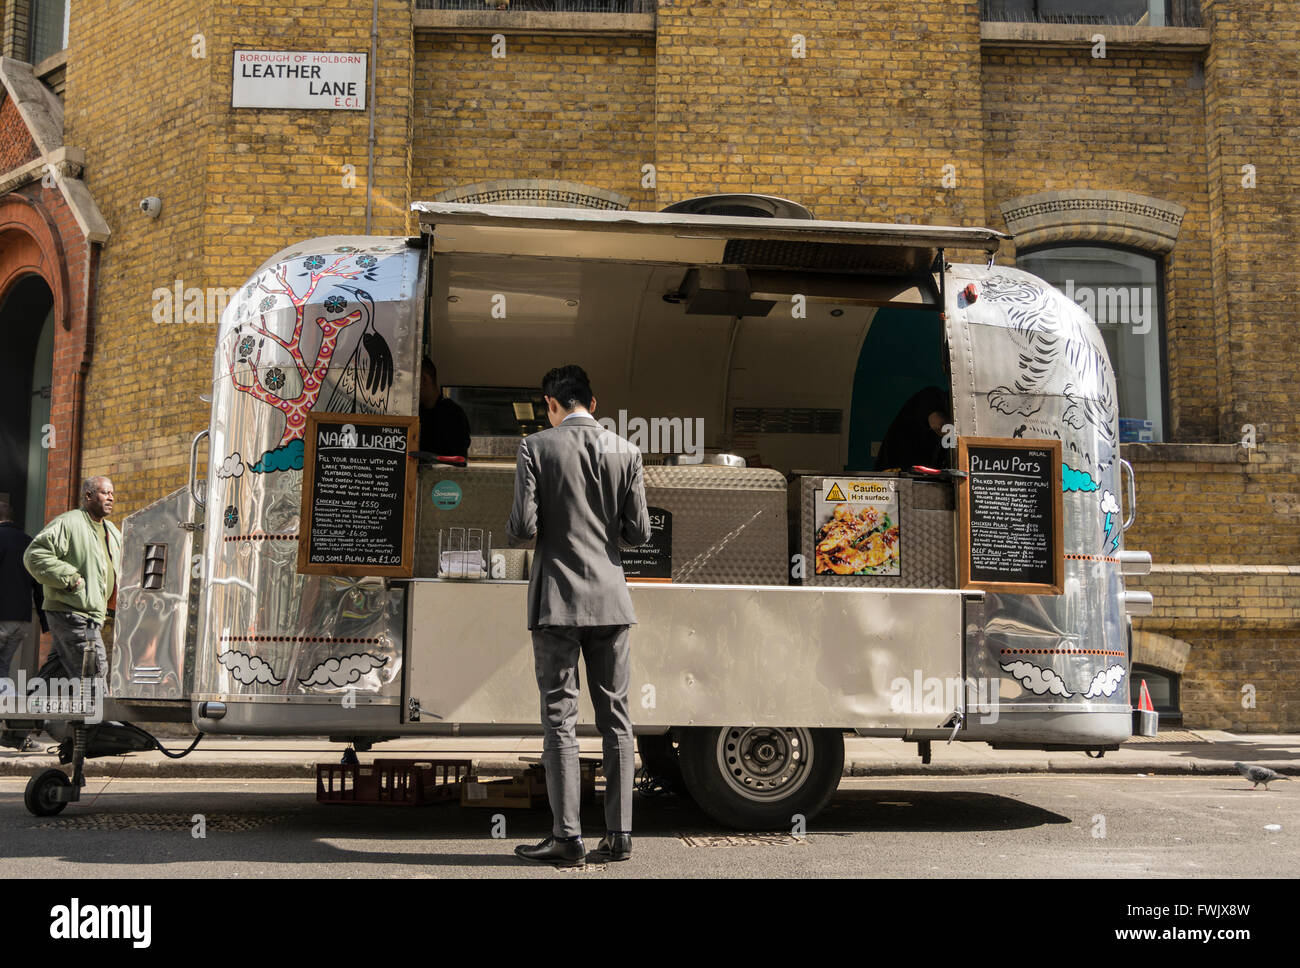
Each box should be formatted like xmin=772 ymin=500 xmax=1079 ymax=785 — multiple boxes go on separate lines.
xmin=0 ymin=0 xmax=1294 ymax=729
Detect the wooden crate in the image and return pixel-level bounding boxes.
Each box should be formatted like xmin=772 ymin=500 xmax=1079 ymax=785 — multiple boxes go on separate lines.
xmin=317 ymin=759 xmax=472 ymax=806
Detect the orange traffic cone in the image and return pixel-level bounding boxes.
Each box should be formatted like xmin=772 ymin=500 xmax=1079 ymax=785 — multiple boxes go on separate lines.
xmin=1138 ymin=679 xmax=1155 ymax=713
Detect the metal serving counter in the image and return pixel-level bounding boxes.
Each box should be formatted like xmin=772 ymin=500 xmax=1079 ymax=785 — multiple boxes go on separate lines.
xmin=404 ymin=579 xmax=970 ymax=730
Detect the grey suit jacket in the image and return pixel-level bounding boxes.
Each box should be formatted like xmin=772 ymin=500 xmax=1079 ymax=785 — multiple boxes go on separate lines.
xmin=506 ymin=414 xmax=652 ymax=630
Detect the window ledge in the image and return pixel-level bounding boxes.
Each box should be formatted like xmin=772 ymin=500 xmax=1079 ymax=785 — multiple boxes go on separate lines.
xmin=981 ymin=21 xmax=1210 ymax=52
xmin=413 ymin=9 xmax=654 ymax=34
xmin=34 ymin=49 xmax=68 ymax=78
xmin=1120 ymin=442 xmax=1246 ymax=465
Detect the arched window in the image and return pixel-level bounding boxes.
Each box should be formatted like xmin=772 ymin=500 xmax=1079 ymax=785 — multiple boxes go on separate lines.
xmin=1130 ymin=664 xmax=1181 ymax=724
xmin=1017 ymin=244 xmax=1167 ymax=442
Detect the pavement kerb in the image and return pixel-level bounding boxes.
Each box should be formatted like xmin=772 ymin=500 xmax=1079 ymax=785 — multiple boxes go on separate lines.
xmin=1 ymin=755 xmax=1295 ymax=780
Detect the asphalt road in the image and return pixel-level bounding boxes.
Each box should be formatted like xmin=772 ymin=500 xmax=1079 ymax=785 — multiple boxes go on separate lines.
xmin=0 ymin=774 xmax=1294 ymax=879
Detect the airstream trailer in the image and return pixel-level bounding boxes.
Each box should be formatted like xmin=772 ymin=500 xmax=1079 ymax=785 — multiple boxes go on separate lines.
xmin=10 ymin=198 xmax=1154 ymax=827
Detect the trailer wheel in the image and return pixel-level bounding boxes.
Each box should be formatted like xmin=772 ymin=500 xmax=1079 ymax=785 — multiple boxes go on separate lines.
xmin=677 ymin=726 xmax=844 ymax=831
xmin=25 ymin=768 xmax=71 ymax=817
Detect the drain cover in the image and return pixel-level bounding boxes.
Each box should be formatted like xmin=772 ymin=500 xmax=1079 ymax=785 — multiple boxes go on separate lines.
xmin=31 ymin=812 xmax=288 ymax=832
xmin=678 ymin=833 xmax=808 ymax=848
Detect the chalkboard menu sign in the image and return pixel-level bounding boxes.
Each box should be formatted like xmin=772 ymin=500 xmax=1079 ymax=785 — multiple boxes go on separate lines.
xmin=297 ymin=411 xmax=418 ymax=577
xmin=622 ymin=507 xmax=672 ymax=582
xmin=958 ymin=436 xmax=1064 ymax=595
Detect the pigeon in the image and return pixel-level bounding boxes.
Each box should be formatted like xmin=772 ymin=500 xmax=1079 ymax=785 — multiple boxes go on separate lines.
xmin=1235 ymin=762 xmax=1291 ymax=790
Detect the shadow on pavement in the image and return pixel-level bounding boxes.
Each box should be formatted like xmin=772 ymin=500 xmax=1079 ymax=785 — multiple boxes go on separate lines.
xmin=1 ymin=783 xmax=1073 ymax=871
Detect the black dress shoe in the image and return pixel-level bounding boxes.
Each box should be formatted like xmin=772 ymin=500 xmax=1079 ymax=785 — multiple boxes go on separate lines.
xmin=514 ymin=836 xmax=586 ymax=867
xmin=586 ymin=832 xmax=631 ymax=862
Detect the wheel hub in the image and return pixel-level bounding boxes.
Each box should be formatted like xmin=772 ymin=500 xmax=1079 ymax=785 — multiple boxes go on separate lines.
xmin=716 ymin=726 xmax=814 ymax=802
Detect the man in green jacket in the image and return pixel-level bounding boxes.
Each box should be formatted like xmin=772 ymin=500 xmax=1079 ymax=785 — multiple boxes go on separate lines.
xmin=23 ymin=477 xmax=121 ymax=680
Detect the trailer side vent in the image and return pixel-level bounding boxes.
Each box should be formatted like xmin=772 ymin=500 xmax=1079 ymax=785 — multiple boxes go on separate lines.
xmin=142 ymin=544 xmax=168 ymax=591
xmin=723 ymin=239 xmax=920 ymax=275
xmin=733 ymin=407 xmax=843 ymax=435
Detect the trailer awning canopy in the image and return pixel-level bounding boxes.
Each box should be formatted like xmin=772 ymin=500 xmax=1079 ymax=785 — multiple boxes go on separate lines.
xmin=412 ymin=202 xmax=1008 ymax=289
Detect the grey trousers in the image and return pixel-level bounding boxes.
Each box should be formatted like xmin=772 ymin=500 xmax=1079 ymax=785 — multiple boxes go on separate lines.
xmin=531 ymin=625 xmax=633 ymax=840
xmin=46 ymin=611 xmax=107 ymax=680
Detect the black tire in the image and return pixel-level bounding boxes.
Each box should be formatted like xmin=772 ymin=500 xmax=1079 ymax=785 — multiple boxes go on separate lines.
xmin=24 ymin=768 xmax=71 ymax=817
xmin=677 ymin=726 xmax=844 ymax=831
xmin=636 ymin=733 xmax=685 ymax=792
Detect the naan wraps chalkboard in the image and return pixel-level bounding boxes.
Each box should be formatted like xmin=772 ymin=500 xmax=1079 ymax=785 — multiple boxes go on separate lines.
xmin=297 ymin=412 xmax=418 ymax=577
xmin=957 ymin=437 xmax=1064 ymax=595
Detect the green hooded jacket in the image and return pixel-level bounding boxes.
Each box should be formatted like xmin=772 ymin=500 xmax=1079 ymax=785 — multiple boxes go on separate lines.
xmin=23 ymin=508 xmax=122 ymax=625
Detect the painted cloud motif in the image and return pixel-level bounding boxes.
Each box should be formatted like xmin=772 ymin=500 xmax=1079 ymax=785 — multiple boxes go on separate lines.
xmin=1001 ymin=660 xmax=1074 ymax=698
xmin=299 ymin=653 xmax=389 ymax=688
xmin=218 ymin=650 xmax=284 ymax=686
xmin=1083 ymin=663 xmax=1126 ymax=699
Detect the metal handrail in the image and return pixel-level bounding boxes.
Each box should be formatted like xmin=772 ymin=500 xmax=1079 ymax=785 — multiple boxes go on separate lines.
xmin=190 ymin=430 xmax=210 ymax=511
xmin=1119 ymin=458 xmax=1136 ymax=532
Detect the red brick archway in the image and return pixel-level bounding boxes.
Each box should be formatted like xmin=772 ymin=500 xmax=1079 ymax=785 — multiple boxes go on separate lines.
xmin=0 ymin=184 xmax=96 ymax=523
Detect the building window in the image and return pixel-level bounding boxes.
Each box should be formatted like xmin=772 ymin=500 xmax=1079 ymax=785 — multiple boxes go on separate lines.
xmin=981 ymin=1 xmax=1202 ymax=27
xmin=1017 ymin=245 xmax=1166 ymax=443
xmin=1130 ymin=664 xmax=1181 ymax=724
xmin=28 ymin=0 xmax=69 ymax=65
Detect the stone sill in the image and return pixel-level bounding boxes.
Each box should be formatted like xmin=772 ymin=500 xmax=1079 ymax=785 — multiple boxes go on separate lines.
xmin=34 ymin=49 xmax=68 ymax=77
xmin=1145 ymin=563 xmax=1300 ymax=575
xmin=1120 ymin=442 xmax=1245 ymax=465
xmin=414 ymin=9 xmax=654 ymax=35
xmin=981 ymin=21 xmax=1210 ymax=52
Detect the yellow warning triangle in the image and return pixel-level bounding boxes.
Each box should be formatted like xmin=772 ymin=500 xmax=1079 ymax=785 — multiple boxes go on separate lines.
xmin=825 ymin=483 xmax=847 ymax=502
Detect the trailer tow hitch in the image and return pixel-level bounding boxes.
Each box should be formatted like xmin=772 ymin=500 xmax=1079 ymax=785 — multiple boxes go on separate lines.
xmin=943 ymin=710 xmax=965 ymax=745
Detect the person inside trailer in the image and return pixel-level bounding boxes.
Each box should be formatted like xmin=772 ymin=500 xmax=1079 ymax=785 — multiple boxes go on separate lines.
xmin=418 ymin=357 xmax=471 ymax=460
xmin=874 ymin=385 xmax=950 ymax=472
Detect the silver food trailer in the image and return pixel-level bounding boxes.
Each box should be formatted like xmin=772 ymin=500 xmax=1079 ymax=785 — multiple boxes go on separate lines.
xmin=10 ymin=197 xmax=1154 ymax=827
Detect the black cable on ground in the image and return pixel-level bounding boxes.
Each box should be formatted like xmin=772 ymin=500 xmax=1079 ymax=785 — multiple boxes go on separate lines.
xmin=149 ymin=731 xmax=205 ymax=759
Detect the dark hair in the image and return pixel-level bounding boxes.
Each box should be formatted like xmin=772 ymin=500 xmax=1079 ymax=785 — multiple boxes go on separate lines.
xmin=541 ymin=365 xmax=593 ymax=410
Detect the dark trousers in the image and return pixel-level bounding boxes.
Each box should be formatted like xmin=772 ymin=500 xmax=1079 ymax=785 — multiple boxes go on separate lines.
xmin=531 ymin=625 xmax=633 ymax=839
xmin=46 ymin=611 xmax=107 ymax=680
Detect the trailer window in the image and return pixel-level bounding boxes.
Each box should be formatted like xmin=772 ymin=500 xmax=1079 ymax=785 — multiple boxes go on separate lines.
xmin=1017 ymin=245 xmax=1166 ymax=444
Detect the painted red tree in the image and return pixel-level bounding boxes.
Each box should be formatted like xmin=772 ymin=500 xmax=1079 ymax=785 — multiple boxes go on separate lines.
xmin=228 ymin=255 xmax=367 ymax=450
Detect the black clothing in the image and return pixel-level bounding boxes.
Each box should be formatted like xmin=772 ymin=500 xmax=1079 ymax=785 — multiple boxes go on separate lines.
xmin=420 ymin=394 xmax=472 ymax=458
xmin=875 ymin=385 xmax=949 ymax=472
xmin=0 ymin=520 xmax=44 ymax=626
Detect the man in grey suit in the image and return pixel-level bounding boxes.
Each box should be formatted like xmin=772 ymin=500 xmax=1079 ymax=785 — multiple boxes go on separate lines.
xmin=507 ymin=364 xmax=651 ymax=867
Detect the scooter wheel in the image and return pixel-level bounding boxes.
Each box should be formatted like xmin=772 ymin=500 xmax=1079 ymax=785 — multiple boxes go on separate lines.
xmin=24 ymin=768 xmax=71 ymax=817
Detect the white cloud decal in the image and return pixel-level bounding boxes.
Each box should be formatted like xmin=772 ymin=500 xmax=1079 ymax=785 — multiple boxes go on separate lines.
xmin=218 ymin=649 xmax=283 ymax=686
xmin=1083 ymin=663 xmax=1126 ymax=699
xmin=299 ymin=653 xmax=388 ymax=688
xmin=1100 ymin=490 xmax=1120 ymax=515
xmin=217 ymin=453 xmax=245 ymax=479
xmin=1001 ymin=660 xmax=1073 ymax=698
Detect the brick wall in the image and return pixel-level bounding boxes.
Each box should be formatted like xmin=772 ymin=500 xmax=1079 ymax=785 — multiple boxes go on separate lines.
xmin=0 ymin=93 xmax=38 ymax=170
xmin=411 ymin=31 xmax=655 ymax=209
xmin=654 ymin=0 xmax=987 ymax=240
xmin=981 ymin=46 xmax=1218 ymax=443
xmin=63 ymin=0 xmax=416 ymax=519
xmin=1202 ymin=0 xmax=1300 ymax=446
xmin=62 ymin=0 xmax=211 ymax=518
